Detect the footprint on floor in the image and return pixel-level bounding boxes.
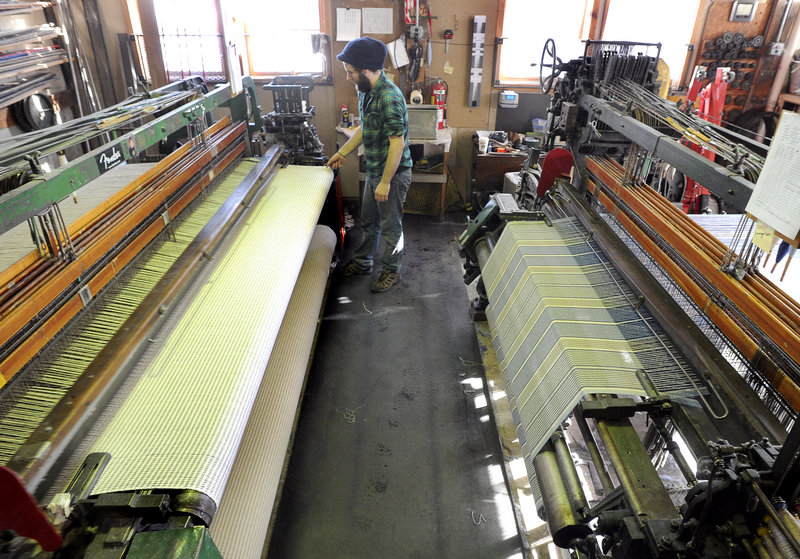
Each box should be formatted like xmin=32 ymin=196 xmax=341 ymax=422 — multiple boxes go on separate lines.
xmin=377 ymin=443 xmax=392 ymax=455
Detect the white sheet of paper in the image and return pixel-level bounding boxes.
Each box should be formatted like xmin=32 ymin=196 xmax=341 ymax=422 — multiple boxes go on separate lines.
xmin=745 ymin=111 xmax=800 ymax=239
xmin=336 ymin=8 xmax=361 ymax=42
xmin=387 ymin=37 xmax=409 ymax=68
xmin=362 ymin=8 xmax=393 ymax=34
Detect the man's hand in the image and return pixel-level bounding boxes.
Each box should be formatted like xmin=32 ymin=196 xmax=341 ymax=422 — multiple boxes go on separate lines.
xmin=327 ymin=152 xmax=345 ymax=170
xmin=375 ymin=180 xmax=391 ymax=202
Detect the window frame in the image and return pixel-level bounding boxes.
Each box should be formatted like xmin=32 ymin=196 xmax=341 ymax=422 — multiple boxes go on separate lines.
xmin=242 ymin=0 xmax=332 ymax=83
xmin=134 ymin=0 xmax=333 ymax=87
xmin=493 ymin=0 xmax=707 ymax=92
xmin=493 ymin=0 xmax=608 ymax=91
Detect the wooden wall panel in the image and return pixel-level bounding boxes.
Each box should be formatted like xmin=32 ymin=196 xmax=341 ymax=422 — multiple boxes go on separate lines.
xmin=689 ymin=0 xmax=800 ymax=119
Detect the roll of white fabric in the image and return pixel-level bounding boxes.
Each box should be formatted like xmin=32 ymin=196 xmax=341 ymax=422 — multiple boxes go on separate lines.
xmin=210 ymin=224 xmax=335 ymax=559
xmin=88 ymin=166 xmax=332 ymax=503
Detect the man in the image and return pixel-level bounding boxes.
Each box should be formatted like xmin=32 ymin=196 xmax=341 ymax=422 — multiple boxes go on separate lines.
xmin=327 ymin=37 xmax=413 ymax=293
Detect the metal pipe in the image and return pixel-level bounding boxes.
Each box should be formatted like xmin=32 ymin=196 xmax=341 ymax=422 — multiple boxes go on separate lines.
xmin=532 ymin=441 xmax=592 ymax=548
xmin=574 ymin=409 xmax=615 ymax=494
xmin=551 ymin=428 xmax=589 ymax=513
xmin=55 ymin=0 xmax=85 ymax=117
xmin=758 ymin=525 xmax=788 ymax=558
xmin=777 ymin=0 xmax=794 ymax=42
xmin=766 ymin=514 xmax=800 ymax=559
xmin=776 ymin=500 xmax=800 ymax=551
xmin=474 ymin=235 xmax=494 ymax=271
xmin=753 ymin=536 xmax=773 ymax=559
xmin=751 ymin=482 xmax=800 ymax=557
xmin=741 ymin=538 xmax=760 ymax=559
xmin=586 ymin=395 xmax=646 ymax=517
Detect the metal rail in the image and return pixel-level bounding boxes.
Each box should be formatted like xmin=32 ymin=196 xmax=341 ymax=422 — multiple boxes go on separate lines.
xmin=0 ymin=82 xmax=245 ymax=236
xmin=578 ymin=94 xmax=756 ymax=212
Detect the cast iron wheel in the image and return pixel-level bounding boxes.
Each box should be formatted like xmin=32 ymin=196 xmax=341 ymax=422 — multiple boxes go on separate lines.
xmin=540 ymin=38 xmax=563 ymax=94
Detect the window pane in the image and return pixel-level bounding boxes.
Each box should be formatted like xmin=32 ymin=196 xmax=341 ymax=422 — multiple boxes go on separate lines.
xmin=601 ymin=0 xmax=699 ymax=86
xmin=499 ymin=0 xmax=592 ymax=82
xmin=237 ymin=0 xmax=323 ymax=75
xmin=154 ymin=0 xmax=225 ymax=82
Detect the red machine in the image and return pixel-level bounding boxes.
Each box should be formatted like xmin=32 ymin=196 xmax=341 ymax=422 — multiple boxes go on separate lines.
xmin=431 ymin=78 xmax=447 ymax=129
xmin=681 ymin=66 xmax=730 ymax=213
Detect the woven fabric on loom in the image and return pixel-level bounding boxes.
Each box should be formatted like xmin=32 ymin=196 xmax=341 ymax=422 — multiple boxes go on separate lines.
xmin=88 ymin=165 xmax=332 ymax=503
xmin=482 ymin=218 xmax=701 ymax=495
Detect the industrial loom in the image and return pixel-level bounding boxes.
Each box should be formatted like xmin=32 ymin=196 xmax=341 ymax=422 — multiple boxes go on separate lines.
xmin=0 ymin=76 xmax=338 ymax=558
xmin=460 ymin=40 xmax=800 ymax=558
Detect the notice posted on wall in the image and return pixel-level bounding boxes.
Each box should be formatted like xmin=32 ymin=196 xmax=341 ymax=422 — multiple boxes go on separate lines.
xmin=336 ymin=8 xmax=361 ymax=42
xmin=362 ymin=8 xmax=393 ymax=34
xmin=745 ymin=111 xmax=800 ymax=240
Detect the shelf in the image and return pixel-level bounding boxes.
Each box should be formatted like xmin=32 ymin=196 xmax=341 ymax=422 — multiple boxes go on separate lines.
xmin=0 ymin=1 xmax=52 ymax=9
xmin=0 ymin=25 xmax=61 ymax=53
xmin=0 ymin=50 xmax=68 ymax=81
xmin=0 ymin=71 xmax=56 ymax=110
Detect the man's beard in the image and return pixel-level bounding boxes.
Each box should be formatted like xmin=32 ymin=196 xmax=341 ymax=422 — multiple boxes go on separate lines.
xmin=356 ymin=72 xmax=372 ymax=93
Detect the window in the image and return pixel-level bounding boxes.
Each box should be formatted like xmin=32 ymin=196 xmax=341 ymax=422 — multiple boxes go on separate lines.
xmin=497 ymin=0 xmax=592 ymax=85
xmin=496 ymin=0 xmax=699 ymax=89
xmin=155 ymin=0 xmax=225 ymax=82
xmin=236 ymin=0 xmax=325 ymax=76
xmin=602 ymin=0 xmax=699 ymax=86
xmin=148 ymin=0 xmax=328 ymax=83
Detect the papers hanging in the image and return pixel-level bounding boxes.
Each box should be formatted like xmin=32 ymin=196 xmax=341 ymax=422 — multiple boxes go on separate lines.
xmin=362 ymin=8 xmax=393 ymax=34
xmin=336 ymin=8 xmax=361 ymax=42
xmin=745 ymin=111 xmax=800 ymax=239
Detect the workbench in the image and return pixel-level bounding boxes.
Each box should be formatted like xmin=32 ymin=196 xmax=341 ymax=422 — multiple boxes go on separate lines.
xmin=338 ymin=126 xmax=451 ymax=221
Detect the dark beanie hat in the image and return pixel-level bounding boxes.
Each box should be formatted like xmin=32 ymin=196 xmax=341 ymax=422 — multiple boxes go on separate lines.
xmin=337 ymin=37 xmax=387 ymax=71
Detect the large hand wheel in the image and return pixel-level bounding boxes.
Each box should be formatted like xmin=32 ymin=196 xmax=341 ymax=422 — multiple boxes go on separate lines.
xmin=540 ymin=38 xmax=563 ymax=94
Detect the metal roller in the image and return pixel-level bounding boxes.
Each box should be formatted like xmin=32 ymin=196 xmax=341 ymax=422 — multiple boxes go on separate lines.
xmin=532 ymin=441 xmax=593 ymax=548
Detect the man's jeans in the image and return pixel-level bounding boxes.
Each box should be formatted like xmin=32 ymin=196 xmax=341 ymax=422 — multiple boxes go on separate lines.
xmin=352 ymin=168 xmax=412 ymax=273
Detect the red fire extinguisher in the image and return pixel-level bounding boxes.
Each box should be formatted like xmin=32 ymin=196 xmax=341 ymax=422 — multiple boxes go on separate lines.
xmin=431 ymin=78 xmax=448 ymax=130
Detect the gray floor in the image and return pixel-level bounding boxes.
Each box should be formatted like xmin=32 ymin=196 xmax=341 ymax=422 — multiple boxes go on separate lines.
xmin=267 ymin=213 xmax=524 ymax=559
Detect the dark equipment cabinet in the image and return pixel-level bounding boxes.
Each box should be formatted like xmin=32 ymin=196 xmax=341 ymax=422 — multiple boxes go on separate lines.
xmin=470 ymin=143 xmax=526 ymax=206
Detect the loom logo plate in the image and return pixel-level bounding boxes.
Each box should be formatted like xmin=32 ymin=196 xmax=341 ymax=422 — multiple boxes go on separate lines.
xmin=96 ymin=144 xmax=125 ymax=173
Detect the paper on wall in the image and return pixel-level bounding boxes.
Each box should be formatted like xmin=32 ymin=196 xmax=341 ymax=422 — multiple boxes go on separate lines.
xmin=387 ymin=37 xmax=409 ymax=68
xmin=336 ymin=8 xmax=361 ymax=42
xmin=362 ymin=8 xmax=393 ymax=34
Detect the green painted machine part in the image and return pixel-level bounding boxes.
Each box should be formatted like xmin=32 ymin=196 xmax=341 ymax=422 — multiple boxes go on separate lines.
xmin=126 ymin=527 xmax=223 ymax=559
xmin=0 ymin=78 xmax=261 ymax=237
xmin=458 ymin=199 xmax=499 ymax=248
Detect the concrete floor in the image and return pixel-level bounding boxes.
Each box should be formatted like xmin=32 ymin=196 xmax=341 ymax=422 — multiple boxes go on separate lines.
xmin=267 ymin=213 xmax=524 ymax=559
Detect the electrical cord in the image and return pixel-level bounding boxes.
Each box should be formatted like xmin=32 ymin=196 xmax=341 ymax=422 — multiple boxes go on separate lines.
xmin=408 ymin=40 xmax=423 ymax=82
